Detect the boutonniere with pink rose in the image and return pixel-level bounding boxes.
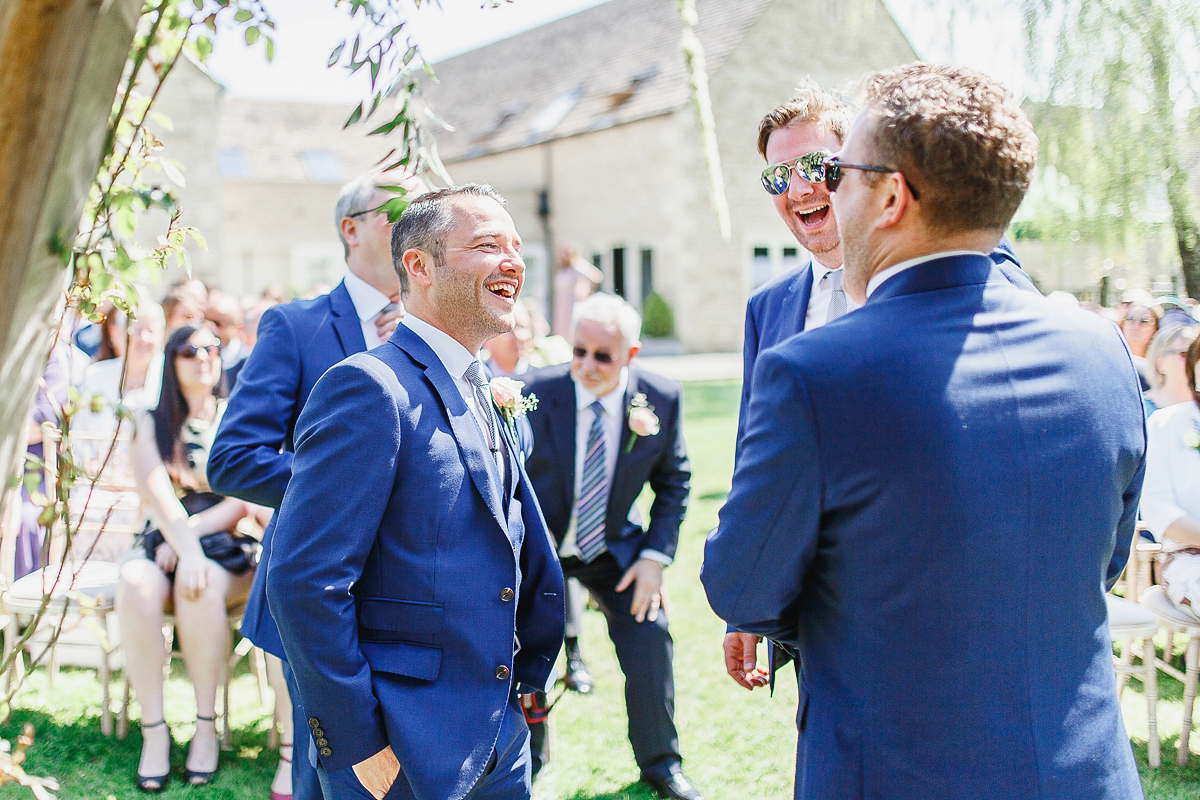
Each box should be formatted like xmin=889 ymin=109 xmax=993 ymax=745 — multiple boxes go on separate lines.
xmin=625 ymin=392 xmax=660 ymax=452
xmin=489 ymin=376 xmax=538 ymax=426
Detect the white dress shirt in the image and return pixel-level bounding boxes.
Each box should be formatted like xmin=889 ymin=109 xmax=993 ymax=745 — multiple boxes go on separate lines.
xmin=344 ymin=270 xmax=395 ymax=348
xmin=402 ymin=314 xmax=507 ymax=478
xmin=559 ymin=368 xmax=670 ymax=565
xmin=804 ymin=263 xmax=861 ymax=331
xmin=866 ymin=250 xmax=987 ymax=298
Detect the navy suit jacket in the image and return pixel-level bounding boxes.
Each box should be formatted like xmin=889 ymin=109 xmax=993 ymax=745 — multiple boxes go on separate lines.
xmin=704 ymin=254 xmax=1145 ymax=799
xmin=523 ymin=364 xmax=690 ymax=571
xmin=737 ymin=241 xmax=1035 ymax=451
xmin=266 ymin=326 xmax=565 ymax=800
xmin=208 ymin=281 xmax=368 ymax=657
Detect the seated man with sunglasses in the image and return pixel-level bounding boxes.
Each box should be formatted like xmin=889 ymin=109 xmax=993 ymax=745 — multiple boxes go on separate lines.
xmin=521 ymin=293 xmax=698 ymax=800
xmin=724 ymin=81 xmax=1038 ymax=692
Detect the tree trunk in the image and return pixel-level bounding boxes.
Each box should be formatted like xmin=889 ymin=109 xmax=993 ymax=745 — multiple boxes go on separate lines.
xmin=0 ymin=0 xmax=142 ymax=522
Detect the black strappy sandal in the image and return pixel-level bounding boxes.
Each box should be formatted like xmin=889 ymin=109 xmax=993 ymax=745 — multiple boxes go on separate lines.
xmin=136 ymin=719 xmax=171 ymax=793
xmin=184 ymin=715 xmax=219 ymax=786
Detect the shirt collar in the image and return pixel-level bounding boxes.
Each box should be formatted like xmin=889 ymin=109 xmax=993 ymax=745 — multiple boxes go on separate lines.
xmin=810 ymin=260 xmax=840 ymax=284
xmin=343 ymin=270 xmax=393 ymax=322
xmin=575 ymin=367 xmax=630 ymax=416
xmin=866 ymin=250 xmax=987 ymax=298
xmin=402 ymin=313 xmax=478 ymax=382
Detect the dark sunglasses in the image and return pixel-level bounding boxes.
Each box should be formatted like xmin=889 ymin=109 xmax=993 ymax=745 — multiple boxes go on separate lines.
xmin=760 ymin=151 xmax=830 ymax=196
xmin=572 ymin=347 xmax=615 ymax=364
xmin=823 ymin=155 xmax=921 ymax=200
xmin=178 ymin=343 xmax=220 ymax=359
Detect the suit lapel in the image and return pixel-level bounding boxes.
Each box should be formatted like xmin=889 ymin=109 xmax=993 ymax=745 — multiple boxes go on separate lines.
xmin=796 ymin=263 xmax=815 ymax=332
xmin=611 ymin=369 xmax=638 ymax=507
xmin=330 ymin=281 xmax=368 ymax=356
xmin=545 ymin=376 xmax=578 ymax=514
xmin=390 ymin=328 xmax=507 ymax=532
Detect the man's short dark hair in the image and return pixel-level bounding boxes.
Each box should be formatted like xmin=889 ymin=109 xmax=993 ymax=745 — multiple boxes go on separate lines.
xmin=390 ymin=184 xmax=508 ymax=296
xmin=861 ymin=63 xmax=1038 ymax=233
xmin=756 ymin=78 xmax=852 ymax=159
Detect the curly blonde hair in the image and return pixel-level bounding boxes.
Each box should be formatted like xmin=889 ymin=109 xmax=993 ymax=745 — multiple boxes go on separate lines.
xmin=861 ymin=63 xmax=1038 ymax=232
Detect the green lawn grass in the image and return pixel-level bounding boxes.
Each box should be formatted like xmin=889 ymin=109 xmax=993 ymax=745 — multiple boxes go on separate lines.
xmin=2 ymin=379 xmax=1198 ymax=799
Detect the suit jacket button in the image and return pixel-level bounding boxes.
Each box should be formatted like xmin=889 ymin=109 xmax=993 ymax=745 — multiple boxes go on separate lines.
xmin=495 ymin=665 xmax=510 ymax=680
xmin=499 ymin=588 xmax=515 ymax=602
xmin=316 ymin=738 xmax=328 ymax=747
xmin=312 ymin=728 xmax=324 ymax=738
xmin=319 ymin=747 xmax=333 ymax=758
xmin=308 ymin=718 xmax=320 ymax=728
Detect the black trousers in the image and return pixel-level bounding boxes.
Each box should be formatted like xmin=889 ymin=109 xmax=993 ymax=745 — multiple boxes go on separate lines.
xmin=530 ymin=552 xmax=681 ymax=773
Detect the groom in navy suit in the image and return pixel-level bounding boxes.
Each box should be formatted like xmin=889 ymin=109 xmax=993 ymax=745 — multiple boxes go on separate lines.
xmin=704 ymin=64 xmax=1146 ymax=798
xmin=724 ymin=81 xmax=1038 ymax=689
xmin=267 ymin=184 xmax=565 ymax=800
xmin=209 ymin=173 xmax=407 ymax=800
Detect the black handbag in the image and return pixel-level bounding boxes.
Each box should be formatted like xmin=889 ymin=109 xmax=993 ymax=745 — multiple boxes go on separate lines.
xmin=138 ymin=491 xmax=258 ymax=575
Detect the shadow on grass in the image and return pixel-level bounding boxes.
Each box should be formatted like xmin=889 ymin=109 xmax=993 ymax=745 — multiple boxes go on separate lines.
xmin=562 ymin=783 xmax=659 ymax=800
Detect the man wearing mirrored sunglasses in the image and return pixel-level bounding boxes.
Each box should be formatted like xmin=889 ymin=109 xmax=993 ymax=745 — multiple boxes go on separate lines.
xmin=705 ymin=63 xmax=1144 ymax=800
xmin=725 ymin=81 xmax=1039 ymax=693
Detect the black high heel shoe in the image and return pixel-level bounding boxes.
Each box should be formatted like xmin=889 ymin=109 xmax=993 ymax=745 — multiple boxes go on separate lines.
xmin=136 ymin=719 xmax=171 ymax=793
xmin=184 ymin=715 xmax=220 ymax=786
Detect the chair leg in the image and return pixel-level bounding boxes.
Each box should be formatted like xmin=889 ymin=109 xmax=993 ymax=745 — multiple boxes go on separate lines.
xmin=1178 ymin=635 xmax=1200 ymax=766
xmin=117 ymin=675 xmax=131 ymax=740
xmin=221 ymin=664 xmax=232 ymax=751
xmin=1117 ymin=637 xmax=1134 ymax=697
xmin=250 ymin=645 xmax=270 ymax=708
xmin=1143 ymin=637 xmax=1160 ymax=768
xmin=97 ymin=612 xmax=112 ymax=737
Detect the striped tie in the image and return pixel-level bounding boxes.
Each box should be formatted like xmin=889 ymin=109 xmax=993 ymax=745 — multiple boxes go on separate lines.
xmin=463 ymin=361 xmax=499 ymax=455
xmin=826 ymin=269 xmax=847 ymax=324
xmin=575 ymin=401 xmax=609 ymax=563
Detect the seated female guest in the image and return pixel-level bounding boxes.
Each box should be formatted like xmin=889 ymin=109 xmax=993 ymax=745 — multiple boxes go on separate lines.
xmin=1143 ymin=323 xmax=1200 ymax=416
xmin=117 ymin=325 xmax=265 ymax=792
xmin=1141 ymin=334 xmax=1200 ymax=614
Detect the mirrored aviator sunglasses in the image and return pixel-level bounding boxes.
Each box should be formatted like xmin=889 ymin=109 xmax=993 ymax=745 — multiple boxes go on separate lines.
xmin=760 ymin=151 xmax=829 ymax=196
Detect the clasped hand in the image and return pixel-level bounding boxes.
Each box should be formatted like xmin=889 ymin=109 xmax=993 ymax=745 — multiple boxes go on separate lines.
xmin=615 ymin=557 xmax=666 ymax=623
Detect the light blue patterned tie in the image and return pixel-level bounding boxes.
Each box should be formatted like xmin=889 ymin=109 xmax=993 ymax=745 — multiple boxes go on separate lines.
xmin=463 ymin=360 xmax=498 ymax=455
xmin=826 ymin=269 xmax=847 ymax=324
xmin=575 ymin=401 xmax=609 ymax=563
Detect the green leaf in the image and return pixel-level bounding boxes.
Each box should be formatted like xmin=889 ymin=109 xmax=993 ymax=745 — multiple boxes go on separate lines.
xmin=234 ymin=9 xmax=252 ymax=21
xmin=380 ymin=196 xmax=409 ymax=222
xmin=424 ymin=61 xmax=437 ymax=79
xmin=265 ymin=37 xmax=275 ymax=62
xmin=369 ymin=114 xmax=407 ymax=136
xmin=245 ymin=25 xmax=260 ymax=45
xmin=345 ymin=103 xmax=364 ymax=127
xmin=185 ymin=227 xmax=208 ymax=250
xmin=370 ymin=57 xmax=380 ymax=87
xmin=404 ymin=45 xmax=418 ymax=65
xmin=328 ymin=41 xmax=345 ymax=66
xmin=192 ymin=0 xmax=204 ymax=10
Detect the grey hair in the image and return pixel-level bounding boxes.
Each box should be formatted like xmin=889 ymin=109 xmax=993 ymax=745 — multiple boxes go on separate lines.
xmin=335 ymin=173 xmax=387 ymax=258
xmin=570 ymin=292 xmax=642 ymax=347
xmin=390 ymin=184 xmax=508 ymax=296
xmin=1147 ymin=322 xmax=1200 ymax=391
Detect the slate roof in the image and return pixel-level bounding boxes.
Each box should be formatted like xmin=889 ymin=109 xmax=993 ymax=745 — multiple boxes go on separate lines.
xmin=418 ymin=0 xmax=773 ymax=163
